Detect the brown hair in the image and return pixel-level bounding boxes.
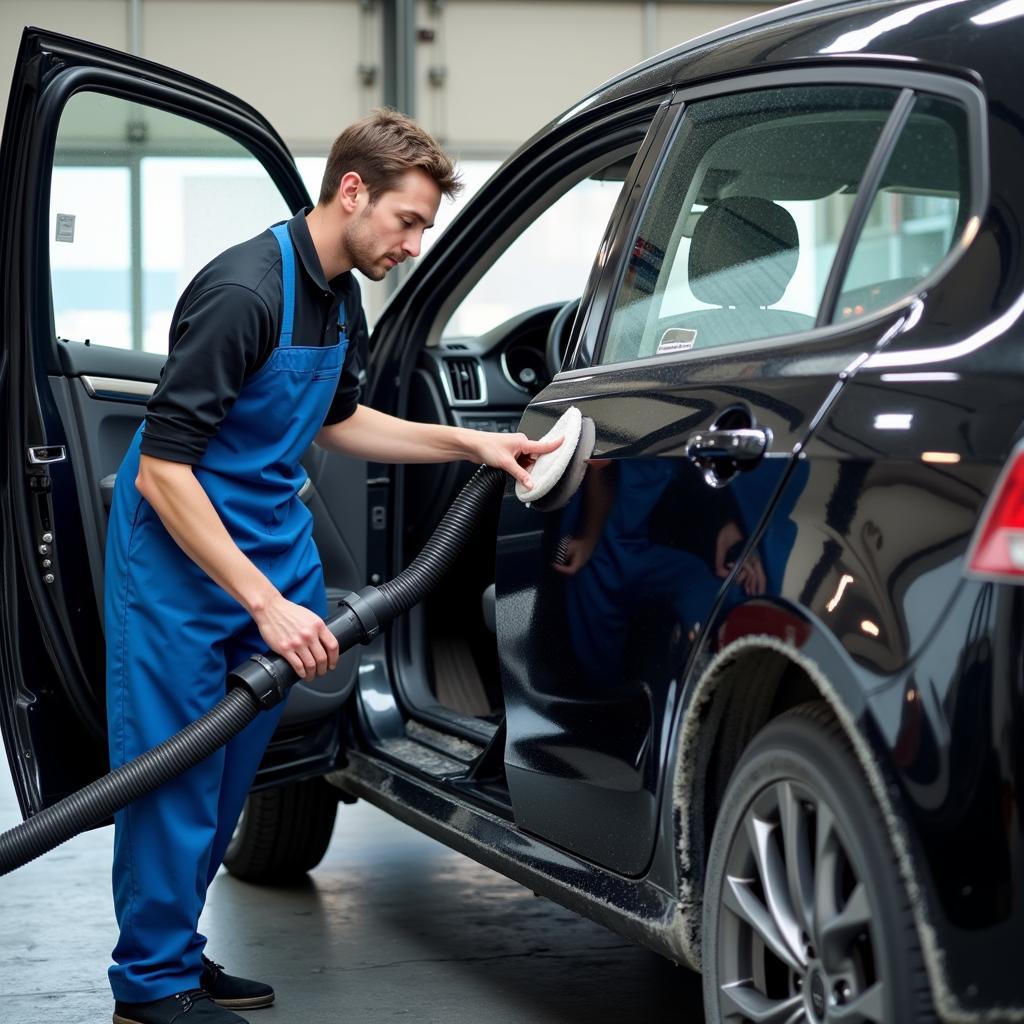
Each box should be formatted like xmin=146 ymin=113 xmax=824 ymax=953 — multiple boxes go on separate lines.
xmin=318 ymin=109 xmax=462 ymax=205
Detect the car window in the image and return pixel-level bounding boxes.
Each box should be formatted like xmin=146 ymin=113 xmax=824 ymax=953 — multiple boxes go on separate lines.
xmin=600 ymin=86 xmax=902 ymax=365
xmin=49 ymin=91 xmax=291 ymax=353
xmin=832 ymin=93 xmax=968 ymax=323
xmin=442 ymin=159 xmax=631 ymax=339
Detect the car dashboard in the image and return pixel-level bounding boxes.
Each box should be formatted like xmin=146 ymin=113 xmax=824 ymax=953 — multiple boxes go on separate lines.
xmin=420 ymin=302 xmax=568 ymax=434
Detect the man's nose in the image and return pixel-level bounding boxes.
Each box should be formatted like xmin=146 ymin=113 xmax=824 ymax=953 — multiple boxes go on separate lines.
xmin=402 ymin=231 xmax=422 ymax=258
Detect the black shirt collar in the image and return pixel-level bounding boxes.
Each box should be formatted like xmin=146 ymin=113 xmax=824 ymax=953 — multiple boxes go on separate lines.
xmin=287 ymin=206 xmax=349 ymax=299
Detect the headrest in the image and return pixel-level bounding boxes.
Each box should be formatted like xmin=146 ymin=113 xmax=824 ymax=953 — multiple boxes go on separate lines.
xmin=689 ymin=197 xmax=799 ymax=307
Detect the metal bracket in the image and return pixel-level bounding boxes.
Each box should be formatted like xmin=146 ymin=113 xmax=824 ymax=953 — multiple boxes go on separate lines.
xmin=26 ymin=446 xmax=66 ymax=465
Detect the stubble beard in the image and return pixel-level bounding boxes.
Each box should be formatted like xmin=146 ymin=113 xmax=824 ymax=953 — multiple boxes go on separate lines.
xmin=343 ymin=213 xmax=389 ymax=282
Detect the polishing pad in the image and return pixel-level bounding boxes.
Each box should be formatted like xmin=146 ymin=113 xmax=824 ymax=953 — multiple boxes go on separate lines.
xmin=515 ymin=406 xmax=596 ymax=511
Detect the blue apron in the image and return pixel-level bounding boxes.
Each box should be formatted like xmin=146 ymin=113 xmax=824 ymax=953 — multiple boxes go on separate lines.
xmin=104 ymin=222 xmax=347 ymax=1003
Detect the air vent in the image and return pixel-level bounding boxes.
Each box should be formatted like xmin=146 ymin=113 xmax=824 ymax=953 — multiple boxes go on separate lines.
xmin=444 ymin=357 xmax=484 ymax=404
xmin=445 ymin=342 xmax=469 ymax=350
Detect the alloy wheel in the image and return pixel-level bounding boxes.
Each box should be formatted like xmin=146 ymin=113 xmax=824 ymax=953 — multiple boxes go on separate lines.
xmin=715 ymin=779 xmax=884 ymax=1023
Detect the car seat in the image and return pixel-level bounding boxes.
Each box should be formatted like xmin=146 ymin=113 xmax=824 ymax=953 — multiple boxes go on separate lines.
xmin=679 ymin=195 xmax=814 ymax=348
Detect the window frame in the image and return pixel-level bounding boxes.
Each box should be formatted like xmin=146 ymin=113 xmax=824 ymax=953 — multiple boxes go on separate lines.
xmin=30 ymin=66 xmax=310 ymax=370
xmin=564 ymin=66 xmax=988 ymax=377
xmin=51 ymin=104 xmax=295 ymax=353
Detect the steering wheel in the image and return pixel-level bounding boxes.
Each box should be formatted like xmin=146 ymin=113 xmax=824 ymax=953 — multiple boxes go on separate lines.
xmin=545 ymin=298 xmax=581 ymax=379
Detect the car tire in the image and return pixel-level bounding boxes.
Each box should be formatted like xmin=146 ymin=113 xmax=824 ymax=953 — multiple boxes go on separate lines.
xmin=223 ymin=776 xmax=340 ymax=884
xmin=701 ymin=702 xmax=936 ymax=1024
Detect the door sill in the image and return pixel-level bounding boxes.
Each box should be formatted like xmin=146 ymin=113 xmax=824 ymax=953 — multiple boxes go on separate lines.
xmin=363 ymin=712 xmax=512 ymax=816
xmin=411 ymin=700 xmax=500 ymax=745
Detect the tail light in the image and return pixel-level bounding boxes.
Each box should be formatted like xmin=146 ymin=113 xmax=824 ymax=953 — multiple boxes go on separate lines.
xmin=966 ymin=444 xmax=1024 ymax=580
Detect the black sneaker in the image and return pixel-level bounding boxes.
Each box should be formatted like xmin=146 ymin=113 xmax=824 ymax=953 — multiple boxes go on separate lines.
xmin=200 ymin=955 xmax=275 ymax=1010
xmin=113 ymin=988 xmax=248 ymax=1023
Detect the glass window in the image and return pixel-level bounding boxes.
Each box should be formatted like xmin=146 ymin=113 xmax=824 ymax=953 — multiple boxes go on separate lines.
xmin=442 ymin=154 xmax=633 ymax=339
xmin=601 ymin=86 xmax=900 ymax=365
xmin=50 ymin=164 xmax=132 ymax=348
xmin=49 ymin=91 xmax=291 ymax=353
xmin=833 ymin=94 xmax=968 ymax=323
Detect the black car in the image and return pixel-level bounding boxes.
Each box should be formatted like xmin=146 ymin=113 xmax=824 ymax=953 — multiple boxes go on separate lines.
xmin=3 ymin=2 xmax=1024 ymax=1020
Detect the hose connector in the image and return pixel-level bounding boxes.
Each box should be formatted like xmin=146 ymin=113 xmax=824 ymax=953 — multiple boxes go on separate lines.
xmin=338 ymin=585 xmax=392 ymax=643
xmin=227 ymin=653 xmax=293 ymax=710
xmin=227 ymin=585 xmax=394 ymax=709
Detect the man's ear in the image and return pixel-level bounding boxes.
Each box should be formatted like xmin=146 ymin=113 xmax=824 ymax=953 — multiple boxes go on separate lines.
xmin=337 ymin=171 xmax=365 ymax=213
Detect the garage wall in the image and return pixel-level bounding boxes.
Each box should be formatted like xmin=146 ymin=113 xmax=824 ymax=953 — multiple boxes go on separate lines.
xmin=415 ymin=0 xmax=770 ymax=152
xmin=0 ymin=0 xmax=778 ymax=157
xmin=142 ymin=1 xmax=375 ymax=147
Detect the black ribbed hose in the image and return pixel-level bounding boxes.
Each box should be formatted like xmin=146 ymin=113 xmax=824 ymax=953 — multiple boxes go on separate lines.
xmin=378 ymin=464 xmax=506 ymax=616
xmin=0 ymin=464 xmax=508 ymax=877
xmin=0 ymin=688 xmax=260 ymax=875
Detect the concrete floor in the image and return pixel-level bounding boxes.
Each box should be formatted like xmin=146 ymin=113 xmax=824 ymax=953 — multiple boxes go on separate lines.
xmin=0 ymin=760 xmax=705 ymax=1023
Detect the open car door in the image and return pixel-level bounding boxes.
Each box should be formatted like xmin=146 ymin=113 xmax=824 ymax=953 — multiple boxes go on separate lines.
xmin=0 ymin=29 xmax=366 ymax=818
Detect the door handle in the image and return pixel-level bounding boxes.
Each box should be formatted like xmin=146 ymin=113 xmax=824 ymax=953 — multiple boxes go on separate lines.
xmin=684 ymin=428 xmax=769 ymax=463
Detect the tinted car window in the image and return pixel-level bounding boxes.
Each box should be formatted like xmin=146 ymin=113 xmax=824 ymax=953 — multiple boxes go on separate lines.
xmin=601 ymin=86 xmax=901 ymax=365
xmin=49 ymin=91 xmax=291 ymax=353
xmin=833 ymin=93 xmax=969 ymax=323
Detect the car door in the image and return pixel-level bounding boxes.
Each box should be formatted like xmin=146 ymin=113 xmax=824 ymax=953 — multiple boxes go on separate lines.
xmin=0 ymin=28 xmax=366 ymax=818
xmin=494 ymin=70 xmax=980 ymax=876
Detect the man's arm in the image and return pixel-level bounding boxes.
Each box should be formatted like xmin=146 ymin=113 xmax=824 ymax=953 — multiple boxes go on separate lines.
xmin=135 ymin=455 xmax=339 ymax=680
xmin=315 ymin=404 xmax=560 ymax=491
xmin=553 ymin=460 xmax=616 ymax=576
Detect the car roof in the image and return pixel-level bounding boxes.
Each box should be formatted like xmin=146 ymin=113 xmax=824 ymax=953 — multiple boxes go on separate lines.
xmin=551 ymin=0 xmax=1009 ymax=126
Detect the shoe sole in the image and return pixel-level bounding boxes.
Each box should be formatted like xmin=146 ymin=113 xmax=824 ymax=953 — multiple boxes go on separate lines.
xmin=113 ymin=995 xmax=273 ymax=1021
xmin=213 ymin=993 xmax=275 ymax=1010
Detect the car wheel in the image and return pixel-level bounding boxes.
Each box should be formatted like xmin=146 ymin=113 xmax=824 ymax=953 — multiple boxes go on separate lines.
xmin=702 ymin=702 xmax=935 ymax=1024
xmin=223 ymin=776 xmax=340 ymax=884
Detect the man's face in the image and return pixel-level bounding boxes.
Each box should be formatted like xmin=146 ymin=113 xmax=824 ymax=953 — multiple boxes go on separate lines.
xmin=342 ymin=169 xmax=442 ymax=281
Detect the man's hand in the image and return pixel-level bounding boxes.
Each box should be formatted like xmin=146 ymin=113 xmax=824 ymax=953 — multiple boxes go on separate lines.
xmin=553 ymin=534 xmax=599 ymax=576
xmin=714 ymin=521 xmax=766 ymax=596
xmin=252 ymin=593 xmax=340 ymax=681
xmin=714 ymin=522 xmax=745 ymax=578
xmin=470 ymin=431 xmax=563 ymax=491
xmin=734 ymin=554 xmax=767 ymax=596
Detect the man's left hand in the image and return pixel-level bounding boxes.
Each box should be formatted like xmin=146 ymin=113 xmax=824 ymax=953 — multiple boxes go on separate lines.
xmin=470 ymin=430 xmax=563 ymax=491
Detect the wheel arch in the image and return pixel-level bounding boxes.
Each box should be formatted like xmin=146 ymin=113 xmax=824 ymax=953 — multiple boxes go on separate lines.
xmin=664 ymin=630 xmax=957 ymax=1017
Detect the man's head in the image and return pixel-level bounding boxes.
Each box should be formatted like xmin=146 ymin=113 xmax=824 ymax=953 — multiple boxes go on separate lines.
xmin=318 ymin=109 xmax=462 ymax=280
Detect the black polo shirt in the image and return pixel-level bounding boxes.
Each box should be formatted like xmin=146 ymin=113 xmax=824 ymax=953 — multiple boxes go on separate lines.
xmin=140 ymin=208 xmax=366 ymax=465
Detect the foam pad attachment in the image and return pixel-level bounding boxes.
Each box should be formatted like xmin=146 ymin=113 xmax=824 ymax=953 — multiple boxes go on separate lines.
xmin=516 ymin=406 xmax=582 ymax=504
xmin=529 ymin=416 xmax=596 ymax=512
xmin=515 ymin=405 xmax=596 ymax=512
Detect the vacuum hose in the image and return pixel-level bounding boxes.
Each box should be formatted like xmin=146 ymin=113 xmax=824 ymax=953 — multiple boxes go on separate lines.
xmin=0 ymin=464 xmax=507 ymax=877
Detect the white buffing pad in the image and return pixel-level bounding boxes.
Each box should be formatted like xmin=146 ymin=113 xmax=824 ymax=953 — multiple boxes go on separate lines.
xmin=515 ymin=405 xmax=582 ymax=505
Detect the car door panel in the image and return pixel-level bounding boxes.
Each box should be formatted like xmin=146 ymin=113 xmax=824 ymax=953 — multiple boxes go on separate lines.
xmin=0 ymin=29 xmax=364 ymax=815
xmin=497 ymin=308 xmax=903 ymax=875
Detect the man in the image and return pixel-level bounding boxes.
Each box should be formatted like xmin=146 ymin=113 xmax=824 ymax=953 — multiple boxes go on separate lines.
xmin=105 ymin=109 xmax=557 ymax=1024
